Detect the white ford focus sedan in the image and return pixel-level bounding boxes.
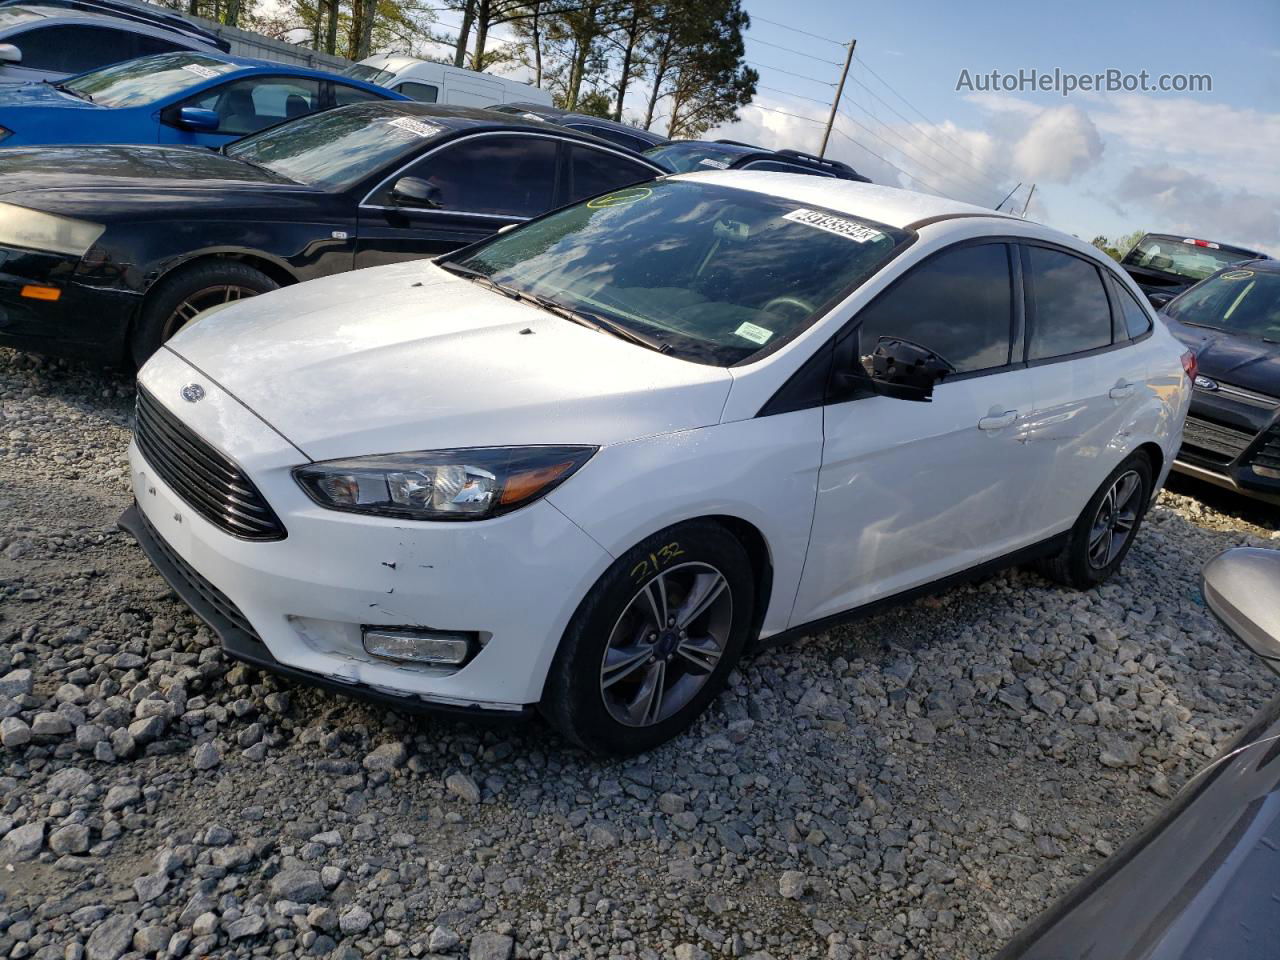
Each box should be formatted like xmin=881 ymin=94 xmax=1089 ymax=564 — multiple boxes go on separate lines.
xmin=122 ymin=173 xmax=1193 ymax=754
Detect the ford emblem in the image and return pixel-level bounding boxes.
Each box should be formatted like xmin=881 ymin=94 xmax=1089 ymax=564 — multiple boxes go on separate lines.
xmin=1193 ymin=375 xmax=1218 ymax=391
xmin=180 ymin=383 xmax=205 ymax=403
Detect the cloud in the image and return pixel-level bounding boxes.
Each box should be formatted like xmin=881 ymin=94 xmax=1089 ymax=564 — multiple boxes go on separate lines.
xmin=1011 ymin=105 xmax=1103 ymax=184
xmin=1117 ymin=164 xmax=1280 ymax=254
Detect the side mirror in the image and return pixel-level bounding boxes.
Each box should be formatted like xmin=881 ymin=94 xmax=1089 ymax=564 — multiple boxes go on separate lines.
xmin=1146 ymin=291 xmax=1174 ymax=308
xmin=865 ymin=336 xmax=955 ymax=402
xmin=390 ymin=176 xmax=442 ymax=209
xmin=177 ymin=107 xmax=221 ymax=132
xmin=1202 ymin=548 xmax=1280 ymax=677
xmin=0 ymin=43 xmax=22 ymax=64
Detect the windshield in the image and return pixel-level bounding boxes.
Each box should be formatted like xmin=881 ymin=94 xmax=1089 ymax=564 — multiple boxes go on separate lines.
xmin=448 ymin=180 xmax=911 ymax=366
xmin=60 ymin=53 xmax=238 ymax=108
xmin=226 ymin=104 xmax=442 ymax=189
xmin=0 ymin=5 xmax=47 ymax=28
xmin=1123 ymin=235 xmax=1257 ymax=282
xmin=342 ymin=63 xmax=395 ymax=85
xmin=1167 ymin=268 xmax=1280 ymax=342
xmin=644 ymin=142 xmax=751 ymax=174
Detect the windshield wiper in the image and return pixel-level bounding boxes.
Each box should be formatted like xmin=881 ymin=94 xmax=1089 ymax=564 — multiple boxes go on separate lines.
xmin=50 ymin=81 xmax=92 ymax=103
xmin=438 ymin=262 xmax=670 ymax=354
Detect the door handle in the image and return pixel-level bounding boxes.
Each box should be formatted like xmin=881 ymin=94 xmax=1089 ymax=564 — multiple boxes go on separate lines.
xmin=1109 ymin=382 xmax=1135 ymax=400
xmin=978 ymin=410 xmax=1018 ymax=431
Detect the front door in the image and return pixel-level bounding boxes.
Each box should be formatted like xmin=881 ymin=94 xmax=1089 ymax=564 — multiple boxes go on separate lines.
xmin=791 ymin=241 xmax=1042 ymax=625
xmin=354 ymin=132 xmax=559 ymax=269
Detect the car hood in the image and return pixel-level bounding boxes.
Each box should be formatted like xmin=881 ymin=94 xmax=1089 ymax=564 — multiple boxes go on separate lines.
xmin=164 ymin=260 xmax=735 ymax=461
xmin=0 ymin=145 xmax=311 ymax=217
xmin=0 ymin=80 xmax=96 ymax=110
xmin=1164 ymin=314 xmax=1280 ymax=397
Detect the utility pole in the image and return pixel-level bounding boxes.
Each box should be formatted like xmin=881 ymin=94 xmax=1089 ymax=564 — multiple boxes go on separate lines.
xmin=1021 ymin=183 xmax=1036 ymax=217
xmin=819 ymin=38 xmax=856 ymax=159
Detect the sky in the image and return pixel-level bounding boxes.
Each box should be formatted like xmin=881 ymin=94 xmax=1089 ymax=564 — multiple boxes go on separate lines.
xmin=382 ymin=0 xmax=1279 ymax=253
xmin=703 ymin=0 xmax=1280 ymax=253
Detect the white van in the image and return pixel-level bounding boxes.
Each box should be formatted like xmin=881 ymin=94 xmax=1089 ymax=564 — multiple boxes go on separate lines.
xmin=342 ymin=54 xmax=551 ymax=108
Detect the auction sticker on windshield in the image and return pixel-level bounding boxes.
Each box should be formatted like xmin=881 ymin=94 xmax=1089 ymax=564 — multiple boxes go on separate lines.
xmin=1220 ymin=270 xmax=1254 ymax=281
xmin=734 ymin=321 xmax=774 ymax=345
xmin=587 ymin=187 xmax=652 ymax=209
xmin=182 ymin=63 xmax=221 ymax=79
xmin=783 ymin=208 xmax=883 ymax=243
xmin=387 ymin=116 xmax=441 ymax=138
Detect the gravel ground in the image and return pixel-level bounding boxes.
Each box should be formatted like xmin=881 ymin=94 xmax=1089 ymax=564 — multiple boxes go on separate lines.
xmin=1 ymin=347 xmax=1277 ymax=960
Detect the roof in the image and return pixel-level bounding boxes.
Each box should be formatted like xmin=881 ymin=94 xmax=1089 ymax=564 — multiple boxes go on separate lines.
xmin=671 ymin=170 xmax=1009 ymax=230
xmin=174 ymin=51 xmax=394 ymax=86
xmin=497 ymin=103 xmax=668 ymax=143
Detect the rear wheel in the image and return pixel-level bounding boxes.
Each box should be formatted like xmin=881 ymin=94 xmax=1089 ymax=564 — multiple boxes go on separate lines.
xmin=132 ymin=261 xmax=277 ymax=367
xmin=1036 ymin=452 xmax=1153 ymax=589
xmin=541 ymin=521 xmax=754 ymax=755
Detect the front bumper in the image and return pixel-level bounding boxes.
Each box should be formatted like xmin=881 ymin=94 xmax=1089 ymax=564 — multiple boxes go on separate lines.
xmin=0 ymin=245 xmax=137 ymax=361
xmin=1173 ymin=390 xmax=1280 ymax=504
xmin=124 ymin=349 xmax=615 ymax=713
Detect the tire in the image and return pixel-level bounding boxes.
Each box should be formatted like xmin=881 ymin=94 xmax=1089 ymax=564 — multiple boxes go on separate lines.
xmin=131 ymin=260 xmax=278 ymax=367
xmin=541 ymin=520 xmax=755 ymax=756
xmin=1036 ymin=452 xmax=1153 ymax=589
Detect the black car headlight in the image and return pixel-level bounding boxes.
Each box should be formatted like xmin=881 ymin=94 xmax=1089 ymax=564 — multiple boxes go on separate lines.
xmin=0 ymin=202 xmax=104 ymax=258
xmin=294 ymin=445 xmax=597 ymax=521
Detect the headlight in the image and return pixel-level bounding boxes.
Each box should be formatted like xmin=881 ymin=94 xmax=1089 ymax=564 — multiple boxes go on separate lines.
xmin=0 ymin=127 xmax=11 ymax=144
xmin=0 ymin=202 xmax=105 ymax=258
xmin=294 ymin=445 xmax=597 ymax=521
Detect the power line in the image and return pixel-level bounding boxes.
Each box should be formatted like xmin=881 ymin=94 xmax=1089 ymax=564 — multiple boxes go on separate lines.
xmin=743 ymin=102 xmax=826 ymax=125
xmin=828 ymin=125 xmax=958 ymax=201
xmin=838 ymin=93 xmax=1004 ymax=198
xmin=834 ymin=105 xmax=991 ymax=200
xmin=757 ymin=83 xmax=833 ymax=107
xmin=853 ymin=53 xmax=986 ymax=167
xmin=745 ymin=34 xmax=842 ymax=66
xmin=749 ymin=14 xmax=847 ymax=47
xmin=744 ymin=58 xmax=835 ymax=87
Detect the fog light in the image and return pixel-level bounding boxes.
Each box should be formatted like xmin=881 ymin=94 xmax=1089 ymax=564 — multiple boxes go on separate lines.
xmin=362 ymin=628 xmax=474 ymax=666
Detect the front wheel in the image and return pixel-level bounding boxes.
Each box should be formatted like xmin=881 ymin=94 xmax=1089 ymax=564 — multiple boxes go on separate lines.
xmin=1036 ymin=452 xmax=1153 ymax=589
xmin=541 ymin=521 xmax=755 ymax=755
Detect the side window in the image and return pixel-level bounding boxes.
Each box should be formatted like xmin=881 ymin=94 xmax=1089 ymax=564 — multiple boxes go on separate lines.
xmin=1026 ymin=246 xmax=1113 ymax=361
xmin=1113 ymin=279 xmax=1154 ymax=339
xmin=333 ymin=83 xmax=385 ymax=106
xmin=743 ymin=159 xmax=833 ymax=177
xmin=131 ymin=33 xmax=186 ymax=58
xmin=11 ymin=25 xmax=136 ymax=73
xmin=854 ymin=243 xmax=1014 ymax=375
xmin=564 ymin=144 xmax=654 ymax=205
xmin=397 ymin=135 xmax=557 ymax=216
xmin=187 ymin=77 xmax=323 ymax=136
xmin=396 ymin=82 xmax=439 ymax=102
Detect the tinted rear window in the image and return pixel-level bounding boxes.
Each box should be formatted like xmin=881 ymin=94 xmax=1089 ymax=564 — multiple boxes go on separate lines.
xmin=1027 ymin=247 xmax=1112 ymax=361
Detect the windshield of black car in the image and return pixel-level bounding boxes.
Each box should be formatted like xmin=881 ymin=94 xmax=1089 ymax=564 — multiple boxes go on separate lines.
xmin=342 ymin=63 xmax=394 ymax=85
xmin=1167 ymin=268 xmax=1280 ymax=341
xmin=643 ymin=142 xmax=752 ymax=174
xmin=1123 ymin=236 xmax=1257 ymax=282
xmin=448 ymin=180 xmax=911 ymax=366
xmin=61 ymin=53 xmax=238 ymax=108
xmin=226 ymin=105 xmax=442 ymax=189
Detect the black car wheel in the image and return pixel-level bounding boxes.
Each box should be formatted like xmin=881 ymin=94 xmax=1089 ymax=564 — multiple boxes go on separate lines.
xmin=1036 ymin=451 xmax=1153 ymax=589
xmin=132 ymin=261 xmax=278 ymax=367
xmin=541 ymin=520 xmax=754 ymax=755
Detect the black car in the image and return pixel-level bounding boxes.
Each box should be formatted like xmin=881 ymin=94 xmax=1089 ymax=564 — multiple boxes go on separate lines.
xmin=488 ymin=101 xmax=669 ymax=154
xmin=0 ymin=102 xmax=666 ymax=365
xmin=1161 ymin=258 xmax=1280 ymax=505
xmin=644 ymin=138 xmax=870 ymax=181
xmin=997 ymin=546 xmax=1280 ymax=960
xmin=1121 ymin=232 xmax=1268 ymax=307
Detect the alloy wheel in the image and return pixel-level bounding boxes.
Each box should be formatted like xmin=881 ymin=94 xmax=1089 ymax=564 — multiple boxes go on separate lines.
xmin=599 ymin=562 xmax=734 ymax=727
xmin=1087 ymin=469 xmax=1143 ymax=570
xmin=162 ymin=284 xmax=257 ymax=341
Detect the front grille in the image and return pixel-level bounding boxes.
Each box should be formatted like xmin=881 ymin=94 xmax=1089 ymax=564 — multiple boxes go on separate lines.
xmin=134 ymin=387 xmax=286 ymax=541
xmin=1181 ymin=415 xmax=1256 ymax=466
xmin=137 ymin=508 xmax=260 ymax=640
xmin=1247 ymin=427 xmax=1280 ymax=475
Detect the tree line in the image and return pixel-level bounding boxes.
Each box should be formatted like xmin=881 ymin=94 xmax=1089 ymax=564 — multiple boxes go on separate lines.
xmin=155 ymin=0 xmax=757 ymax=138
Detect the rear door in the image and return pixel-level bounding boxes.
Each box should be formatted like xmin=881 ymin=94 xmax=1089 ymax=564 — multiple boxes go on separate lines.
xmin=355 ymin=132 xmax=560 ymax=268
xmin=1019 ymin=243 xmax=1149 ymax=538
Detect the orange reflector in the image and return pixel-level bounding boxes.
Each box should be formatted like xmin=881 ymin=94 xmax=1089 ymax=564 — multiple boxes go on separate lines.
xmin=20 ymin=284 xmax=61 ymax=302
xmin=499 ymin=461 xmax=573 ymax=505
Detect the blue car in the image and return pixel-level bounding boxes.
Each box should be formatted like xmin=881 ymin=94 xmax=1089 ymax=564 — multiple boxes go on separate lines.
xmin=0 ymin=50 xmax=408 ymax=147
